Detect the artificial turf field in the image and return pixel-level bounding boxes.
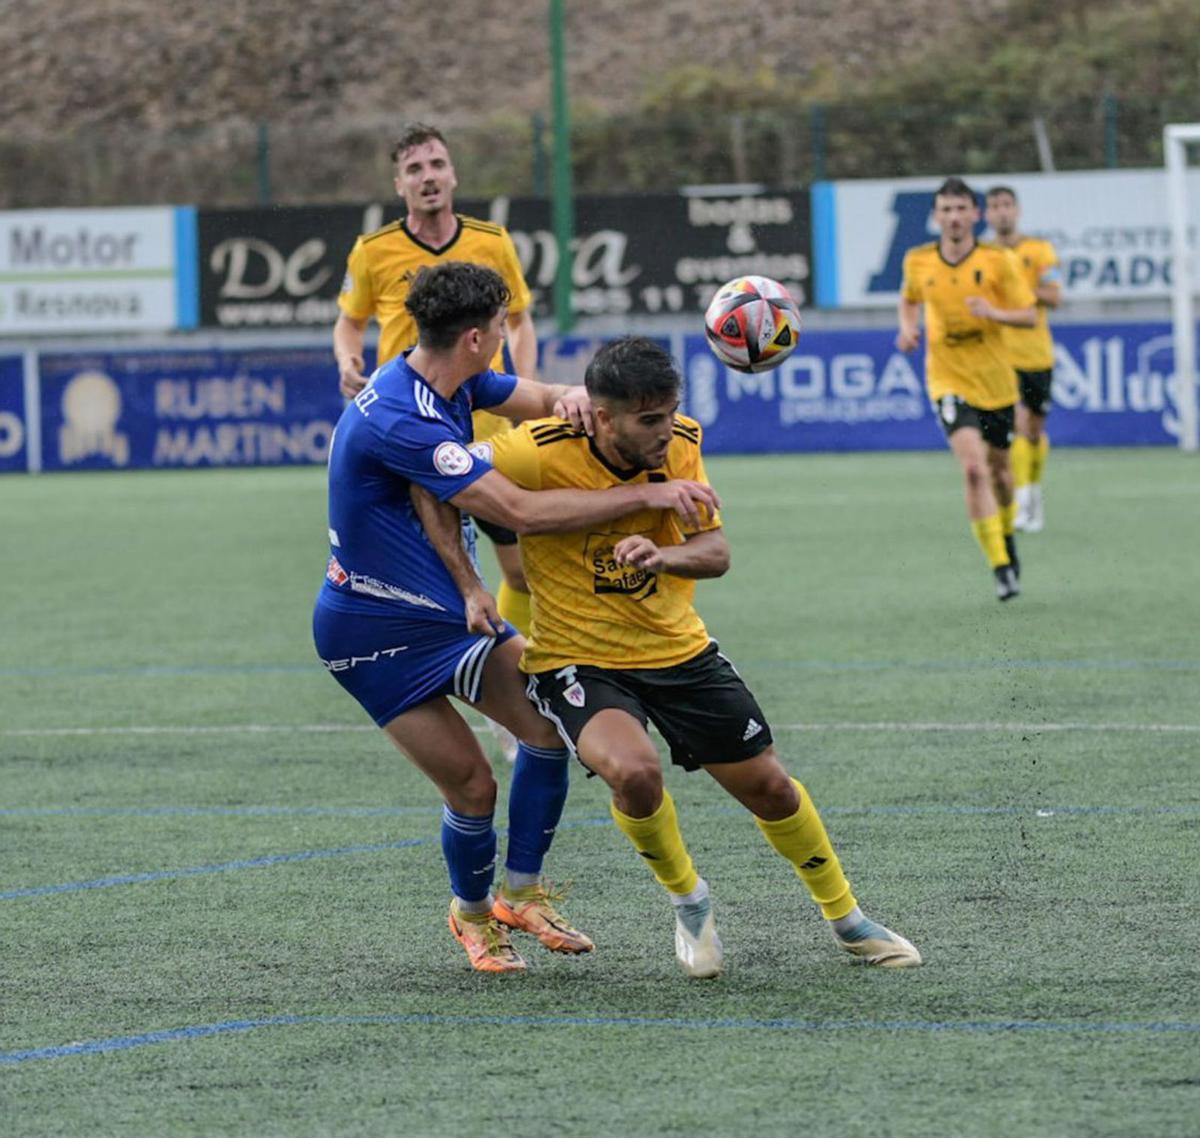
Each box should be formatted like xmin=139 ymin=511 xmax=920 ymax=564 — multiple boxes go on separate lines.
xmin=2 ymin=448 xmax=1198 ymax=1137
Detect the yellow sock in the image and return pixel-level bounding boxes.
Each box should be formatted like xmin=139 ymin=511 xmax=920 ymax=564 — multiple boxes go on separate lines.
xmin=970 ymin=513 xmax=1008 ymax=568
xmin=999 ymin=500 xmax=1017 ymax=537
xmin=754 ymin=779 xmax=857 ymax=920
xmin=610 ymin=790 xmax=700 ymax=897
xmin=1010 ymin=435 xmax=1032 ymax=488
xmin=497 ymin=580 xmax=532 ymax=637
xmin=1028 ymin=434 xmax=1049 ymax=485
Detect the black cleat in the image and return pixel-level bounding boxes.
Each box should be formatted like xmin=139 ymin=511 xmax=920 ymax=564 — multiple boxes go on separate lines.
xmin=994 ymin=564 xmax=1020 ymax=602
xmin=1004 ymin=534 xmax=1020 ymax=579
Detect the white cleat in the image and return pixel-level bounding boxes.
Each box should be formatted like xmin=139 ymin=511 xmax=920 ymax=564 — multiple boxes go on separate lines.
xmin=833 ymin=916 xmax=922 ymax=968
xmin=1014 ymin=485 xmax=1034 ymax=532
xmin=1024 ymin=484 xmax=1045 ymax=533
xmin=673 ymin=892 xmax=723 ymax=979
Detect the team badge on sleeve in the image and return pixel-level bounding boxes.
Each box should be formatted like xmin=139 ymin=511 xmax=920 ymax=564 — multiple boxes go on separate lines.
xmin=433 ymin=441 xmax=473 ymax=476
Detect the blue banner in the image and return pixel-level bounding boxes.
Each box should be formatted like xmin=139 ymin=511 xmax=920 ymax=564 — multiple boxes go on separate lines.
xmin=0 ymin=355 xmax=27 ymax=472
xmin=37 ymin=348 xmax=344 ymax=471
xmin=655 ymin=323 xmax=1189 ymax=454
xmin=5 ymin=324 xmax=1190 ymax=474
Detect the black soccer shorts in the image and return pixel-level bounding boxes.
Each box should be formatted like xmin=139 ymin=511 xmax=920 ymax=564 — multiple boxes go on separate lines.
xmin=934 ymin=395 xmax=1015 ymax=450
xmin=471 ymin=514 xmax=519 ymax=547
xmin=526 ymin=642 xmax=773 ymax=772
xmin=1016 ymin=368 xmax=1054 ymax=417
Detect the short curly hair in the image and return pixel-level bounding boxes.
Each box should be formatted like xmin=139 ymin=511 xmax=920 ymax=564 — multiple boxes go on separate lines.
xmin=404 ymin=262 xmax=511 ymax=350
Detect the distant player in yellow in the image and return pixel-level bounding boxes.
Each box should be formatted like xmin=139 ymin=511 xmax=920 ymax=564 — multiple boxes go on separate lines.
xmin=333 ymin=122 xmax=537 ymax=756
xmin=986 ymin=185 xmax=1062 ymax=533
xmin=897 ymin=177 xmax=1037 ymax=601
xmin=423 ymin=337 xmax=921 ymax=978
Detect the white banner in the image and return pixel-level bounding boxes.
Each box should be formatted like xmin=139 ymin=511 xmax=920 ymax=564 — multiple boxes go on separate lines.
xmin=814 ymin=169 xmax=1200 ymax=308
xmin=0 ymin=208 xmax=180 ymax=334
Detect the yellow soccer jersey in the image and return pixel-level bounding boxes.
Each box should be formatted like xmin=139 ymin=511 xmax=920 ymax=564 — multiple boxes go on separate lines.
xmin=337 ymin=214 xmax=532 ymax=370
xmin=1001 ymin=237 xmax=1059 ymax=371
xmin=901 ymin=240 xmax=1035 ymax=409
xmin=478 ymin=415 xmax=722 ymax=673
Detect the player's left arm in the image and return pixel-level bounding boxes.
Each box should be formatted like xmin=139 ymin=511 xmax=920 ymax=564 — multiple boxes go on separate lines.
xmin=965 ymin=254 xmax=1037 ymax=327
xmin=409 ymin=485 xmax=503 ymax=637
xmin=1035 ymin=247 xmax=1063 ymax=309
xmin=613 ymin=528 xmax=730 ymax=579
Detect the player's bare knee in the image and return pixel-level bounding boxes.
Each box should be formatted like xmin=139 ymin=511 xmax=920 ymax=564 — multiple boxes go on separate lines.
xmin=518 ymin=714 xmax=562 ymax=751
xmin=962 ymin=461 xmax=989 ymax=491
xmin=724 ymin=760 xmax=797 ymax=819
xmin=447 ymin=765 xmax=498 ymax=815
xmin=608 ymin=752 xmax=663 ymax=815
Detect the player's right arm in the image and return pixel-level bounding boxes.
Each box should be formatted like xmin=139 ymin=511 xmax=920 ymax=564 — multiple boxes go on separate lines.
xmin=896 ymin=250 xmax=923 ymax=352
xmin=334 ymin=238 xmax=376 ymax=398
xmin=450 ymin=469 xmax=719 ymax=536
xmin=334 ymin=312 xmax=370 ymax=398
xmin=409 ymin=486 xmax=503 ymax=636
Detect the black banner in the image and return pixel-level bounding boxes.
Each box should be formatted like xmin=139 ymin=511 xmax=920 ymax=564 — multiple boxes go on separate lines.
xmin=197 ymin=191 xmax=811 ymax=329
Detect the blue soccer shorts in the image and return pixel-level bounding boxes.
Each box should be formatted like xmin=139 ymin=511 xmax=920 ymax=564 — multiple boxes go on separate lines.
xmin=313 ymin=592 xmax=518 ymax=727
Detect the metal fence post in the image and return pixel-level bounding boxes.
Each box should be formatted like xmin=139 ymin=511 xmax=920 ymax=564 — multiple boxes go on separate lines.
xmin=257 ymin=122 xmax=272 ymax=204
xmin=1103 ymin=94 xmax=1119 ymax=168
xmin=810 ymin=104 xmax=827 ymax=182
xmin=532 ymin=112 xmax=548 ymax=196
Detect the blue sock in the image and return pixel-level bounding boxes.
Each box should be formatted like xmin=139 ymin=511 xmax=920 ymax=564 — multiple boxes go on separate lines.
xmin=441 ymin=806 xmax=497 ymax=904
xmin=505 ymin=743 xmax=570 ymax=877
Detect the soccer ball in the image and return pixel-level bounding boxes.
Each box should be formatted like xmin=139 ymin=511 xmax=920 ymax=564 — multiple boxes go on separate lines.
xmin=703 ymin=275 xmax=802 ymax=373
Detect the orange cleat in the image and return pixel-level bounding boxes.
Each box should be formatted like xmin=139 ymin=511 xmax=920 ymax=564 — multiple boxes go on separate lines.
xmin=493 ymin=881 xmax=595 ymax=954
xmin=448 ymin=901 xmax=527 ymax=973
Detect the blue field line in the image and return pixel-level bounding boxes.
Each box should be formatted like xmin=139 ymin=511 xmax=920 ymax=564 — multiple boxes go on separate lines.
xmin=0 ymin=663 xmax=318 ymax=679
xmin=3 ymin=1011 xmax=1199 ymax=1066
xmin=0 ymin=818 xmax=616 ymax=902
xmin=2 ymin=656 xmax=1198 ymax=680
xmin=0 ymin=838 xmax=431 ymax=900
xmin=1 ymin=802 xmax=1198 ymax=821
xmin=0 ymin=804 xmax=443 ymax=819
xmin=1 ymin=804 xmax=1191 ymax=903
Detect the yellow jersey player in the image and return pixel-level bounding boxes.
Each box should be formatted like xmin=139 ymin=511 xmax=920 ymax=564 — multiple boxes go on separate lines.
xmin=986 ymin=185 xmax=1062 ymax=533
xmin=333 ymin=122 xmax=539 ymax=757
xmin=421 ymin=337 xmax=922 ymax=978
xmin=897 ymin=177 xmax=1037 ymax=601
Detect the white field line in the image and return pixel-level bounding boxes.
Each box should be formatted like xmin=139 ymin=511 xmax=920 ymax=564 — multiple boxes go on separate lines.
xmin=3 ymin=721 xmax=1199 ymax=738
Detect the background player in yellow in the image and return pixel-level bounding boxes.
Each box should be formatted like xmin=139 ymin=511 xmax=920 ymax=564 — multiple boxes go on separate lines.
xmin=332 ymin=123 xmax=537 ymax=758
xmin=422 ymin=337 xmax=921 ymax=979
xmin=896 ymin=177 xmax=1037 ymax=601
xmin=986 ymin=185 xmax=1063 ymax=533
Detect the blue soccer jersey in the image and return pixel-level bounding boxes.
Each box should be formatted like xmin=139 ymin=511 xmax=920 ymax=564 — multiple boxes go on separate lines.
xmin=313 ymin=354 xmax=520 ymax=725
xmin=321 ymin=353 xmax=517 ymax=622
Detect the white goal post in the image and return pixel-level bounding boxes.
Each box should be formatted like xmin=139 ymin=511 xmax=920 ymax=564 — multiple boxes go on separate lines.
xmin=1164 ymin=123 xmax=1200 ymax=452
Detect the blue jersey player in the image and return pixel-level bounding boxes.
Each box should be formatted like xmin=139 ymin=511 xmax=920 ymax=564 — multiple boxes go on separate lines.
xmin=313 ymin=261 xmax=720 ymax=972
